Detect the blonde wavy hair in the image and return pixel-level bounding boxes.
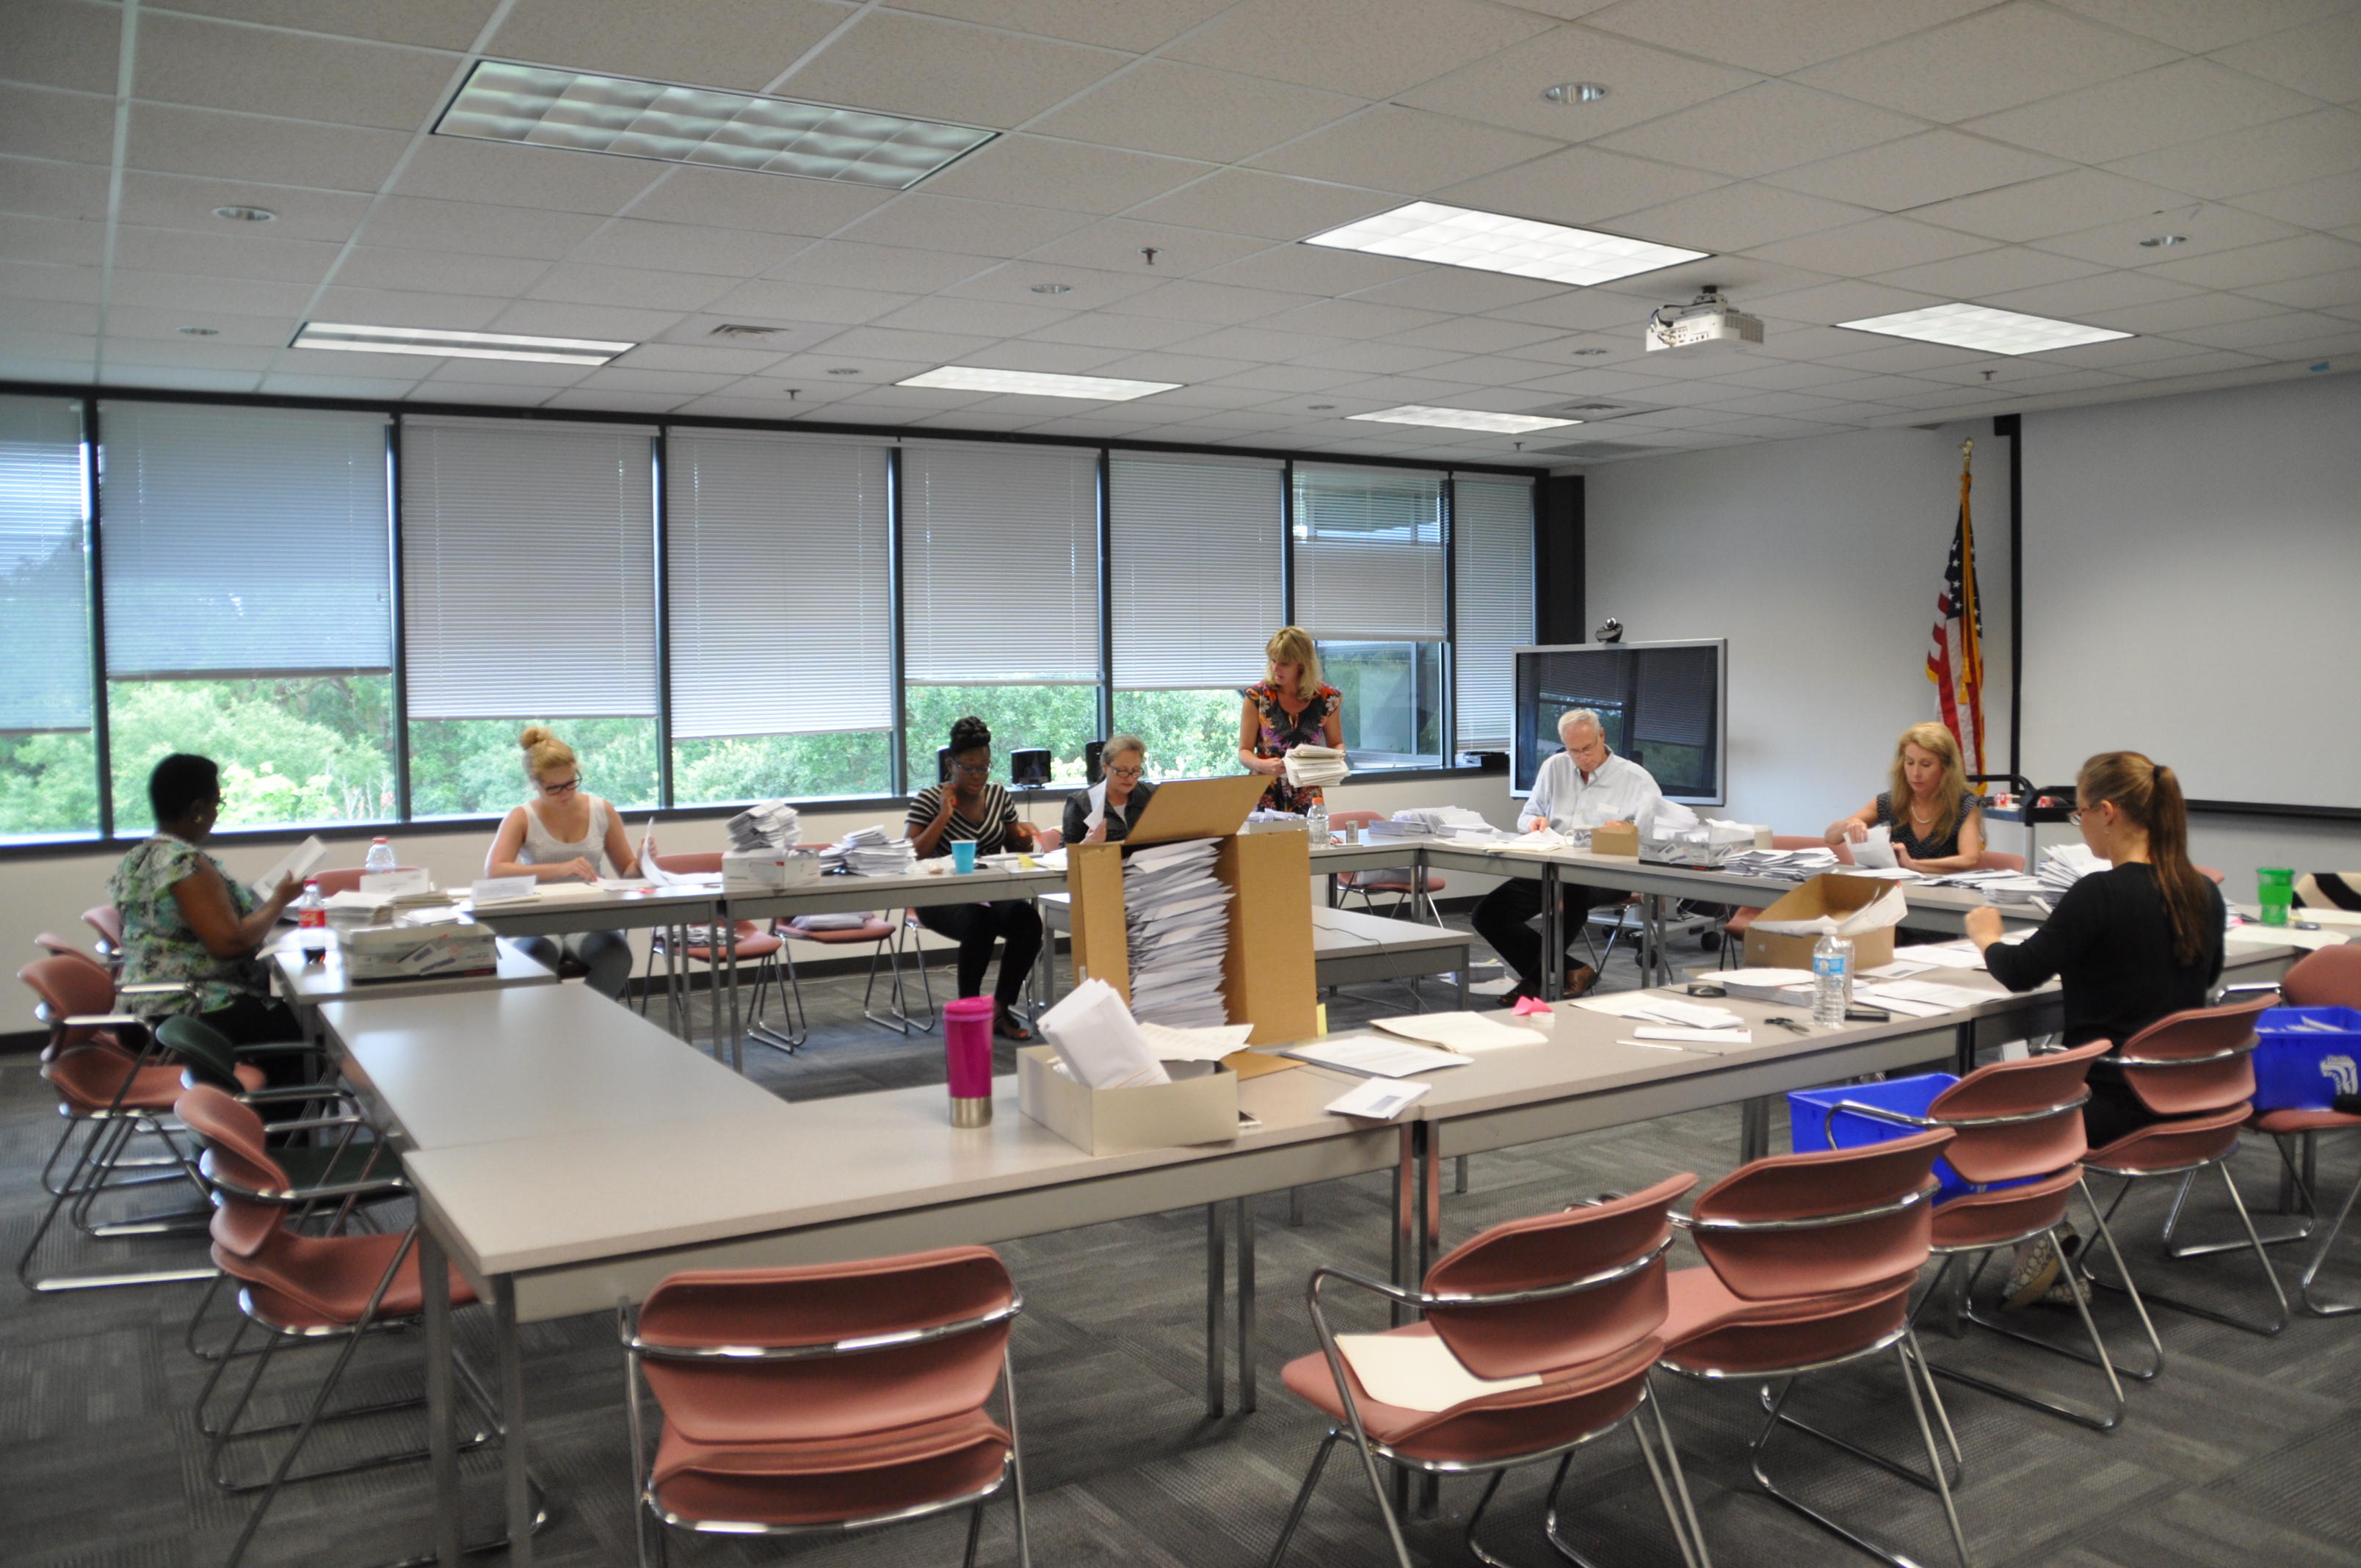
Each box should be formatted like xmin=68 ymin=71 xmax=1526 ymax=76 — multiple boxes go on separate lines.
xmin=1264 ymin=626 xmax=1321 ymax=697
xmin=518 ymin=725 xmax=578 ymax=784
xmin=1887 ymin=722 xmax=1970 ymax=843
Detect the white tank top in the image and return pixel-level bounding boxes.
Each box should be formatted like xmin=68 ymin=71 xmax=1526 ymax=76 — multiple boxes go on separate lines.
xmin=518 ymin=797 xmax=611 ymax=870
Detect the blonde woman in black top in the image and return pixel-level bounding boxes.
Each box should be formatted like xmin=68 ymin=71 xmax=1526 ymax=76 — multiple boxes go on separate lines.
xmin=1827 ymin=720 xmax=1985 ymax=873
xmin=906 ymin=715 xmax=1042 ymax=1040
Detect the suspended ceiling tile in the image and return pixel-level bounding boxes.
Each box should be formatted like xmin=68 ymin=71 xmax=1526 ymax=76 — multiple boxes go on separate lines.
xmin=93 ymin=363 xmax=264 ymax=392
xmin=0 ymin=84 xmax=115 ymax=164
xmin=1101 ymin=277 xmax=1316 ymax=325
xmin=1084 ymin=348 xmax=1263 ymax=383
xmin=920 ymin=136 xmax=1204 ymax=217
xmin=485 ymin=0 xmax=850 ymax=96
xmin=1027 ymin=59 xmax=1360 ymax=164
xmin=1764 ymin=132 xmax=2072 ymax=213
xmin=135 ymin=13 xmax=460 ymax=131
xmin=609 ymin=341 xmax=791 ymax=374
xmin=1354 ymin=267 xmax=1567 ymax=314
xmin=0 ymin=297 xmax=97 ymax=335
xmin=1481 ymin=285 xmax=1673 ymax=333
xmin=927 ymin=337 xmax=1128 ymax=374
xmin=565 ymin=219 xmax=810 ymax=277
xmin=523 ymin=261 xmax=739 ymax=312
xmin=127 ymin=104 xmax=413 ymax=190
xmin=1176 ymin=324 xmax=1349 ymax=363
xmin=1440 ymin=144 xmax=1729 ymax=228
xmin=1595 ymin=81 xmax=1923 ymax=180
xmin=1125 ymin=169 xmax=1394 ymax=242
xmin=303 ymin=287 xmax=514 ymax=331
xmin=1973 ymin=269 xmax=2202 ymax=322
xmin=1868 ymin=245 xmax=2109 ymax=300
xmin=358 ymin=197 xmax=606 ymax=261
xmin=392 ymin=136 xmax=672 ymax=214
xmin=1166 ymin=0 xmax=1553 ymax=101
xmin=1749 ymin=214 xmax=1995 ymax=275
xmin=104 ymin=269 xmax=318 ymax=316
xmin=2037 ymin=287 xmax=2275 ymax=336
xmin=837 ymin=195 xmax=1092 ymax=260
xmin=1961 ymin=59 xmax=2324 ymax=168
xmin=1209 ymin=363 xmax=1363 ymax=393
xmin=1789 ymin=6 xmax=2177 ymax=125
xmin=1195 ymin=244 xmax=1424 ymax=297
xmin=0 ymin=214 xmax=100 ymax=268
xmin=762 ymin=239 xmax=999 ymax=294
xmin=159 ymin=0 xmax=498 ymax=51
xmin=787 ymin=10 xmax=1125 ymax=128
xmin=1613 ymin=181 xmax=1874 ymax=253
xmin=2230 ymin=172 xmax=2361 ymax=232
xmin=2238 ymin=269 xmax=2361 ymax=311
xmin=111 ymin=224 xmax=343 ymax=283
xmin=0 ymin=155 xmax=109 ymax=222
xmin=0 ymin=0 xmax=120 ymax=95
xmin=870 ymin=295 xmax=1069 ymax=338
xmin=1247 ymin=106 xmax=1564 ymax=196
xmin=1391 ymin=23 xmax=1756 ymax=142
xmin=486 ymin=298 xmax=694 ymax=339
xmin=2048 ymin=0 xmax=2348 ymax=54
xmin=2033 ymin=206 xmax=2306 ymax=269
xmin=330 ymin=245 xmax=557 ymax=298
xmin=2164 ymin=308 xmax=2354 ymax=351
xmin=1578 ymin=0 xmax=1991 ymax=78
xmin=1907 ymin=168 xmax=2199 ymax=244
xmin=1261 ymin=297 xmax=1453 ymax=340
xmin=620 ymin=166 xmax=894 ymax=236
xmin=2104 ymin=109 xmax=2361 ymax=199
xmin=2210 ymin=9 xmax=2361 ymax=105
xmin=1285 ymin=339 xmax=1468 ymax=375
xmin=113 ymin=172 xmax=374 ymax=242
xmin=1020 ymin=217 xmax=1272 ymax=280
xmin=101 ymin=336 xmax=281 ymax=371
xmin=938 ymin=264 xmax=1166 ymax=311
xmin=567 ymin=366 xmax=741 ymax=395
xmin=255 ymin=370 xmax=430 ymax=398
xmin=2141 ymin=233 xmax=2361 ymax=290
xmin=883 ymin=0 xmax=1235 ymax=54
xmin=1382 ymin=316 xmax=1571 ymax=355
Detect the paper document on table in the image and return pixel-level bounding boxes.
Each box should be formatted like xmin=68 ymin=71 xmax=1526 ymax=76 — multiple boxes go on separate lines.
xmin=1372 ymin=1012 xmax=1548 ymax=1053
xmin=2228 ymin=923 xmax=2349 ymax=951
xmin=598 ymin=877 xmax=656 ymax=892
xmin=1716 ymin=968 xmax=1818 ymax=1001
xmin=1850 ymin=826 xmax=1898 ymax=871
xmin=1570 ymin=995 xmax=1747 ymax=1031
xmin=1283 ymin=1036 xmax=1470 ymax=1079
xmin=1865 ymin=959 xmax=1938 ymax=979
xmin=1846 ymin=987 xmax=1953 ymax=1018
xmin=468 ymin=876 xmax=535 ymax=905
xmin=1896 ymin=940 xmax=1989 ymax=970
xmin=1861 ymin=979 xmax=1995 ymax=1012
xmin=1496 ymin=828 xmax=1571 ymax=854
xmin=1324 ymin=1079 xmax=1432 ymax=1122
xmin=1632 ymin=1026 xmax=1755 ymax=1046
xmin=1137 ymin=1020 xmax=1255 ymax=1063
xmin=1335 ymin=1330 xmax=1537 ymax=1412
xmin=250 ymin=835 xmax=327 ymax=900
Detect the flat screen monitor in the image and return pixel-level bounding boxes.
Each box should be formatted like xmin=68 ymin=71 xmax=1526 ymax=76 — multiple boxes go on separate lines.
xmin=1513 ymin=639 xmax=1726 ymax=805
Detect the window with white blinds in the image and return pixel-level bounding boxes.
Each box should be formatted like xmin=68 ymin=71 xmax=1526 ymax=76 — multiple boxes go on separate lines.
xmin=401 ymin=417 xmax=658 ymax=719
xmin=1109 ymin=453 xmax=1283 ymax=689
xmin=1451 ymin=475 xmax=1534 ymax=750
xmin=902 ymin=443 xmax=1099 ymax=685
xmin=99 ymin=402 xmax=391 ymax=679
xmin=1292 ymin=465 xmax=1446 ymax=642
xmin=0 ymin=396 xmax=90 ymax=733
xmin=667 ymin=431 xmax=892 ymax=736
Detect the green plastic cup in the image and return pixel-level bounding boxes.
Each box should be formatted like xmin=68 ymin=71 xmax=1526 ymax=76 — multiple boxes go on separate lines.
xmin=2258 ymin=867 xmax=2294 ymax=926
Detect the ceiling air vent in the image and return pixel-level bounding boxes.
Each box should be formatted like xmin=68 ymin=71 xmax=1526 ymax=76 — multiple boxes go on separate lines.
xmin=708 ymin=323 xmax=788 ymax=338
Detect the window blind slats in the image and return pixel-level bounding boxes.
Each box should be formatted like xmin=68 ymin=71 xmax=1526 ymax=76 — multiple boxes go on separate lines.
xmin=1451 ymin=475 xmax=1534 ymax=750
xmin=401 ymin=417 xmax=657 ymax=719
xmin=99 ymin=402 xmax=391 ymax=679
xmin=0 ymin=396 xmax=91 ymax=733
xmin=667 ymin=432 xmax=892 ymax=737
xmin=1293 ymin=465 xmax=1446 ymax=642
xmin=1109 ymin=454 xmax=1283 ymax=690
xmin=903 ymin=443 xmax=1099 ymax=685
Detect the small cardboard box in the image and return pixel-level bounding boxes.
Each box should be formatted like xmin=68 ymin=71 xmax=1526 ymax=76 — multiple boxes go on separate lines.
xmin=1741 ymin=874 xmax=1899 ymax=971
xmin=1017 ymin=1047 xmax=1240 ymax=1155
xmin=1589 ymin=821 xmax=1640 ymax=857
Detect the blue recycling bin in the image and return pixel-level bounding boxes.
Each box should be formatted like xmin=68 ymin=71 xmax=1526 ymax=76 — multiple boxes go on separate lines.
xmin=1788 ymin=1073 xmax=1984 ymax=1202
xmin=2252 ymin=1007 xmax=2361 ymax=1111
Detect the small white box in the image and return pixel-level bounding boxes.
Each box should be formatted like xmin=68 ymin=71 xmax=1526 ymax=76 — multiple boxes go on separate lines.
xmin=342 ymin=922 xmax=498 ymax=981
xmin=722 ymin=849 xmax=822 ymax=894
xmin=1017 ymin=1047 xmax=1239 ymax=1155
xmin=358 ymin=867 xmax=432 ymax=897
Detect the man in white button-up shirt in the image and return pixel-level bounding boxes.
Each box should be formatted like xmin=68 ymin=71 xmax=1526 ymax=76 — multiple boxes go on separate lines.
xmin=1475 ymin=708 xmax=1666 ymax=1001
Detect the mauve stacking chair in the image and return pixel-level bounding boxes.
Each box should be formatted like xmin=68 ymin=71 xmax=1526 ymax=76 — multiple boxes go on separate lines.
xmin=2077 ymin=995 xmax=2285 ymax=1335
xmin=619 ymin=1246 xmax=1029 ymax=1568
xmin=1657 ymin=1130 xmax=1970 ymax=1568
xmin=81 ymin=903 xmax=124 ymax=970
xmin=640 ymin=850 xmax=805 ymax=1052
xmin=1269 ymin=1174 xmax=1709 ymax=1568
xmin=1327 ymin=809 xmax=1448 ymax=925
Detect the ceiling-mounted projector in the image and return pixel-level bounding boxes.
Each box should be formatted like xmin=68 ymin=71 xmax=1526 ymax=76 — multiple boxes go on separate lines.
xmin=1644 ymin=289 xmax=1763 ymax=354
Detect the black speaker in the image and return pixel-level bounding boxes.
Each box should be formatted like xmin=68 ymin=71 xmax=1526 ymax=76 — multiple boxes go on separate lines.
xmin=1009 ymin=747 xmax=1051 ymax=788
xmin=1084 ymin=739 xmax=1106 ymax=785
xmin=936 ymin=746 xmax=953 ymax=785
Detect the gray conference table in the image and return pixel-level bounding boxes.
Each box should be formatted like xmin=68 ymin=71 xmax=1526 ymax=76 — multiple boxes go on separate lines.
xmin=269 ymin=932 xmax=556 ymax=1048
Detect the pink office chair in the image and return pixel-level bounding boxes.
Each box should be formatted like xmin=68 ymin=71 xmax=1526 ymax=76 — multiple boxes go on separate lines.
xmin=642 ymin=852 xmax=804 ymax=1053
xmin=34 ymin=932 xmax=109 ymax=971
xmin=1975 ymin=850 xmax=2025 ymax=873
xmin=1658 ymin=1130 xmax=1969 ymax=1568
xmin=620 ymin=1246 xmax=1027 ymax=1567
xmin=83 ymin=904 xmax=125 ymax=971
xmin=306 ymin=868 xmax=369 ymax=896
xmin=1327 ymin=810 xmax=1447 ymax=925
xmin=1269 ymin=1175 xmax=1706 ymax=1568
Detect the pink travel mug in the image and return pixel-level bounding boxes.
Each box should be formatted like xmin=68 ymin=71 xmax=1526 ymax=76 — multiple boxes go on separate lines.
xmin=944 ymin=996 xmax=995 ymax=1127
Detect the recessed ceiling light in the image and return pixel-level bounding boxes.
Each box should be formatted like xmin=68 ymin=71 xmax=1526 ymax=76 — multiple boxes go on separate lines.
xmin=898 ymin=366 xmax=1180 ymax=401
xmin=1305 ymin=201 xmax=1707 ymax=288
xmin=177 ymin=325 xmax=219 ymax=336
xmin=1570 ymin=346 xmax=1611 ymax=356
xmin=1835 ymin=303 xmax=2132 ymax=356
xmin=1349 ymin=404 xmax=1579 ymax=435
xmin=1542 ymin=83 xmax=1609 ymax=104
xmin=2139 ymin=234 xmax=2187 ymax=248
xmin=212 ymin=206 xmax=275 ymax=222
xmin=826 ymin=367 xmax=862 ymax=375
xmin=435 ymin=60 xmax=995 ymax=189
xmin=1029 ymin=283 xmax=1073 ymax=294
xmin=291 ymin=322 xmax=631 ymax=366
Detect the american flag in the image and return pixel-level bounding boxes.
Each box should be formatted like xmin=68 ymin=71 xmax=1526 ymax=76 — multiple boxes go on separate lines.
xmin=1926 ymin=453 xmax=1985 ymax=775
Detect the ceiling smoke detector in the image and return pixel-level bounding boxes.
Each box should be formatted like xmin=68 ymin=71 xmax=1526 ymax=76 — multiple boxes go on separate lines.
xmin=212 ymin=206 xmax=275 ymax=222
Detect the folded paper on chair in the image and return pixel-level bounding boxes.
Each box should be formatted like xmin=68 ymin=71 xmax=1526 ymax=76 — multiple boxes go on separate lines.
xmin=1335 ymin=1332 xmax=1540 ymax=1412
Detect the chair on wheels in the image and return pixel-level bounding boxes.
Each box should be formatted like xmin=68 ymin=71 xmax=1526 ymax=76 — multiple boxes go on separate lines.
xmin=1267 ymin=1175 xmax=1708 ymax=1568
xmin=2079 ymin=995 xmax=2288 ymax=1336
xmin=620 ymin=1246 xmax=1029 ymax=1568
xmin=1657 ymin=1130 xmax=1971 ymax=1568
xmin=1326 ymin=810 xmax=1446 ymax=926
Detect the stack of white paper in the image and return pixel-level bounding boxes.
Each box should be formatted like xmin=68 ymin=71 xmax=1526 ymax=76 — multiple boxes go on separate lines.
xmin=1372 ymin=1012 xmax=1547 ymax=1052
xmin=1389 ymin=806 xmax=1490 ymax=834
xmin=2039 ymin=843 xmax=2107 ymax=900
xmin=1722 ymin=845 xmax=1840 ymax=880
xmin=1978 ymin=876 xmax=2049 ymax=905
xmin=726 ymin=799 xmax=802 ymax=853
xmin=1037 ymin=979 xmax=1168 ymax=1089
xmin=1716 ymin=967 xmax=1819 ymax=1001
xmin=1283 ymin=745 xmax=1350 ymax=789
xmin=1123 ymin=838 xmax=1233 ymax=1028
xmin=1360 ymin=817 xmax=1428 ymax=843
xmin=1570 ymin=993 xmax=1749 ymax=1031
xmin=832 ymin=825 xmax=917 ymax=877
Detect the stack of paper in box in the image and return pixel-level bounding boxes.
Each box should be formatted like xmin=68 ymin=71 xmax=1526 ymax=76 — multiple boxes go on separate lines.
xmin=1388 ymin=806 xmax=1503 ymax=841
xmin=1722 ymin=845 xmax=1840 ymax=880
xmin=834 ymin=824 xmax=916 ymax=877
xmin=726 ymin=799 xmax=801 ymax=852
xmin=2039 ymin=843 xmax=2107 ymax=900
xmin=1283 ymin=745 xmax=1349 ymax=790
xmin=1122 ymin=838 xmax=1233 ymax=1028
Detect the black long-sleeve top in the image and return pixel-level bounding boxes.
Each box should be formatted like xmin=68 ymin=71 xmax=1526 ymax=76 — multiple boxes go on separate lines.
xmin=1061 ymin=780 xmax=1156 ymax=846
xmin=1984 ymin=862 xmax=2225 ymax=1051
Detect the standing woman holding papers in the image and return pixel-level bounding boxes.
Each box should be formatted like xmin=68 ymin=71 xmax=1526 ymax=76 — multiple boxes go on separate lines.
xmin=1238 ymin=625 xmax=1343 ymax=814
xmin=908 ymin=715 xmax=1042 ymax=1042
xmin=484 ymin=726 xmax=640 ymax=1001
xmin=1827 ymin=722 xmax=1985 ymax=872
xmin=1065 ymin=733 xmax=1156 ymax=845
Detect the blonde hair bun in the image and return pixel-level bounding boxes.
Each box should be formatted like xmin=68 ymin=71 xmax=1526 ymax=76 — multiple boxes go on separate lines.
xmin=518 ymin=725 xmax=577 ymax=780
xmin=518 ymin=725 xmax=554 ymax=751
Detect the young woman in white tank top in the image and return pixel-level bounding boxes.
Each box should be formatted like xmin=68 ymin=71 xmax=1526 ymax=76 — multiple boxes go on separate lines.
xmin=485 ymin=728 xmax=642 ymax=1000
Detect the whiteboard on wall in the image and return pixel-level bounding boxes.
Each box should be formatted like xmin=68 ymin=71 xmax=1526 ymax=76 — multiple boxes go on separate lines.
xmin=2020 ymin=373 xmax=2361 ymax=810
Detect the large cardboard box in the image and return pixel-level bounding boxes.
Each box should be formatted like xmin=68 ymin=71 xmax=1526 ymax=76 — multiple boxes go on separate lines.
xmin=1741 ymin=874 xmax=1899 ymax=971
xmin=1065 ymin=774 xmax=1318 ymax=1047
xmin=1017 ymin=1048 xmax=1240 ymax=1155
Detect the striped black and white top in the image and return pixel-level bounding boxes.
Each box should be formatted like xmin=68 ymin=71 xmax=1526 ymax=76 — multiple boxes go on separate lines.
xmin=906 ymin=781 xmax=1019 ymax=858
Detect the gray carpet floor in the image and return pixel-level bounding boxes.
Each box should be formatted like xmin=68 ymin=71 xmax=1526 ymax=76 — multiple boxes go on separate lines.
xmin=10 ymin=910 xmax=2361 ymax=1568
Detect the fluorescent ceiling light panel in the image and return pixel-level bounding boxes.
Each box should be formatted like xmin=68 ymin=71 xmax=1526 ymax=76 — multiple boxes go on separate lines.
xmin=1836 ymin=302 xmax=2133 ymax=355
xmin=435 ymin=61 xmax=995 ymax=189
xmin=898 ymin=366 xmax=1180 ymax=401
xmin=292 ymin=322 xmax=632 ymax=366
xmin=1304 ymin=201 xmax=1707 ymax=288
xmin=1350 ymin=404 xmax=1579 ymax=434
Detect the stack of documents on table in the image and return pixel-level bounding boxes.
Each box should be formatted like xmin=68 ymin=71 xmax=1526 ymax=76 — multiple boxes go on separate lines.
xmin=1284 ymin=1034 xmax=1472 ymax=1078
xmin=1123 ymin=838 xmax=1233 ymax=1028
xmin=1923 ymin=868 xmax=2032 ymax=890
xmin=2039 ymin=844 xmax=2107 ymax=900
xmin=1360 ymin=814 xmax=1429 ymax=843
xmin=1977 ymin=874 xmax=2049 ymax=906
xmin=1388 ymin=806 xmax=1501 ymax=841
xmin=1570 ymin=991 xmax=1754 ymax=1049
xmin=1496 ymin=827 xmax=1574 ymax=854
xmin=1722 ymin=845 xmax=1840 ymax=880
xmin=725 ymin=799 xmax=802 ymax=852
xmin=1716 ymin=967 xmax=1818 ymax=1002
xmin=1852 ymin=978 xmax=1997 ymax=1017
xmin=1373 ymin=1012 xmax=1547 ymax=1051
xmin=1283 ymin=745 xmax=1349 ymax=790
xmin=834 ymin=825 xmax=916 ymax=877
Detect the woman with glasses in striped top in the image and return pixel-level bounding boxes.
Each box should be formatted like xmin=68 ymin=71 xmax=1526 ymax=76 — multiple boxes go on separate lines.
xmin=907 ymin=715 xmax=1043 ymax=1042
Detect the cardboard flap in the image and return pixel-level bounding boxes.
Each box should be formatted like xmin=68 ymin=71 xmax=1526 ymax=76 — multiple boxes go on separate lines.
xmin=1123 ymin=772 xmax=1270 ymax=847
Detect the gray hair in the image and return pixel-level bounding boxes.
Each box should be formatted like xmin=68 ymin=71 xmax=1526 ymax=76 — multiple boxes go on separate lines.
xmin=1103 ymin=733 xmax=1147 ymax=766
xmin=1556 ymin=708 xmax=1603 ymax=741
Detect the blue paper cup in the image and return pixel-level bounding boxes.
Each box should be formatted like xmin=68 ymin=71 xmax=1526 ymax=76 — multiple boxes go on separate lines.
xmin=951 ymin=840 xmax=977 ymax=873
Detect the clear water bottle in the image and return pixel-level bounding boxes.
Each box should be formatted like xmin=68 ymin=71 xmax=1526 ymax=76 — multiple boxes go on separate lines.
xmin=1811 ymin=933 xmax=1853 ymax=1027
xmin=1305 ymin=799 xmax=1329 ymax=845
xmin=363 ymin=836 xmax=396 ymax=874
xmin=297 ymin=879 xmax=328 ymax=964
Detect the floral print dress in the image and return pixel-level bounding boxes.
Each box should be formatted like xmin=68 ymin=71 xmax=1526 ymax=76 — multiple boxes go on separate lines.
xmin=1241 ymin=679 xmax=1342 ymax=813
xmin=106 ymin=835 xmax=271 ymax=1017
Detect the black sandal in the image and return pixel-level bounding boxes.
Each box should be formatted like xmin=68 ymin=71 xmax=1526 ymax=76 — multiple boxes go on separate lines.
xmin=993 ymin=1006 xmax=1033 ymax=1042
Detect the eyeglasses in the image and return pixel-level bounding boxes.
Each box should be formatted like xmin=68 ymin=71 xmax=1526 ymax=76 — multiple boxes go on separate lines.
xmin=1108 ymin=765 xmax=1145 ymax=780
xmin=2070 ymin=804 xmax=2097 ymax=825
xmin=950 ymin=760 xmax=991 ymax=778
xmin=541 ymin=776 xmax=581 ymax=795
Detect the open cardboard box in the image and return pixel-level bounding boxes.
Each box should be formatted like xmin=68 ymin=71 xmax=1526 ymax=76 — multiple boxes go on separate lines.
xmin=1065 ymin=773 xmax=1318 ymax=1048
xmin=1018 ymin=1048 xmax=1240 ymax=1155
xmin=1741 ymin=873 xmax=1901 ymax=970
xmin=1589 ymin=821 xmax=1640 ymax=857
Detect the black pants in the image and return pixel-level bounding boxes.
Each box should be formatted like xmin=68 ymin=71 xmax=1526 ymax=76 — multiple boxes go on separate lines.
xmin=1470 ymin=879 xmax=1628 ymax=992
xmin=914 ymin=900 xmax=1044 ymax=1006
xmin=200 ymin=992 xmax=311 ymax=1089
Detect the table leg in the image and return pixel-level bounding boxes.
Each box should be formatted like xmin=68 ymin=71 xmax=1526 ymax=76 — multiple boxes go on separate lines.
xmin=1455 ymin=952 xmax=1467 ymax=1012
xmin=1741 ymin=1097 xmax=1771 ymax=1164
xmin=420 ymin=1229 xmax=461 ymax=1568
xmin=1288 ymin=1186 xmax=1304 ymax=1227
xmin=1205 ymin=1202 xmax=1226 ymax=1418
xmin=1643 ymin=893 xmax=1667 ymax=988
xmin=1236 ymin=1196 xmax=1256 ymax=1415
xmin=496 ymin=1277 xmax=533 ymax=1567
xmin=722 ymin=907 xmax=743 ymax=1075
xmin=1390 ymin=1123 xmax=1417 ymax=1327
xmin=1953 ymin=1020 xmax=1976 ymax=1077
xmin=1415 ymin=1131 xmax=1441 ymax=1518
xmin=1540 ymin=866 xmax=1562 ymax=1001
